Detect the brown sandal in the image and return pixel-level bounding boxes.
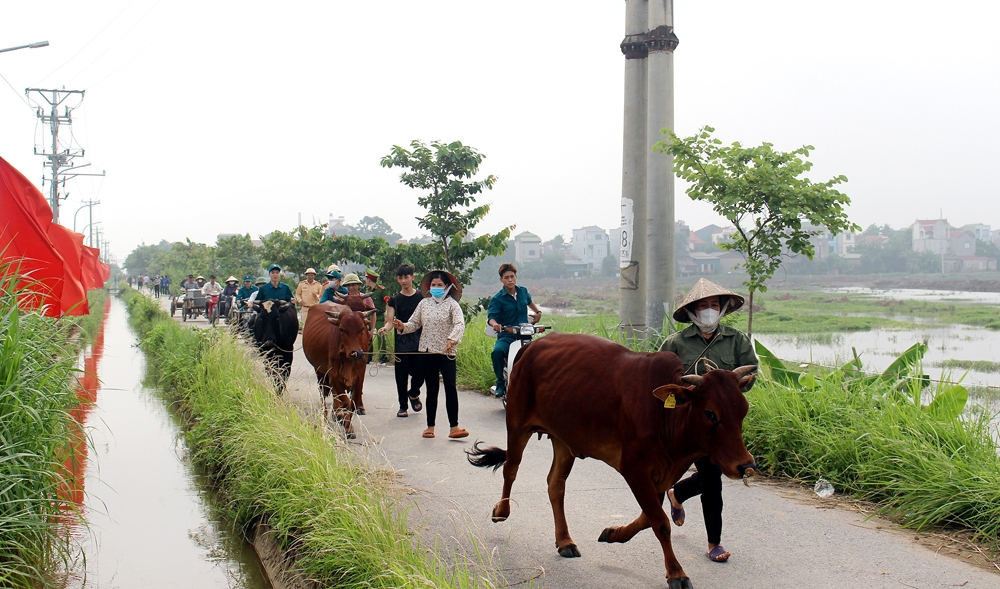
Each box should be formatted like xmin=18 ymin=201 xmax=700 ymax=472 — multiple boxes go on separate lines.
xmin=448 ymin=427 xmax=469 ymax=439
xmin=422 ymin=427 xmax=435 ymax=438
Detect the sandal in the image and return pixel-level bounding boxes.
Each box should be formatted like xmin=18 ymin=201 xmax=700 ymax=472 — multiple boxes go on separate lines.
xmin=670 ymin=503 xmax=685 ymax=527
xmin=409 ymin=395 xmax=423 ymax=412
xmin=422 ymin=427 xmax=435 ymax=438
xmin=396 ymin=410 xmax=408 ymax=418
xmin=707 ymin=545 xmax=730 ymax=563
xmin=448 ymin=426 xmax=469 ymax=439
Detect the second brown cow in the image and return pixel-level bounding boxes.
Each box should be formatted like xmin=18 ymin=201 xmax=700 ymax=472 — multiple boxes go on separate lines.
xmin=302 ymin=298 xmax=375 ymax=438
xmin=467 ymin=332 xmax=757 ymax=589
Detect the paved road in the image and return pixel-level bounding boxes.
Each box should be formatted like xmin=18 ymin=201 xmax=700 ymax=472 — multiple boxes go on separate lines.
xmin=165 ymin=304 xmax=999 ymax=589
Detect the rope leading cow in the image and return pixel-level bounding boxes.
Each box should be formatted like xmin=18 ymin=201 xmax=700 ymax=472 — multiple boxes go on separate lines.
xmin=467 ymin=332 xmax=757 ymax=589
xmin=302 ymin=296 xmax=375 ymax=438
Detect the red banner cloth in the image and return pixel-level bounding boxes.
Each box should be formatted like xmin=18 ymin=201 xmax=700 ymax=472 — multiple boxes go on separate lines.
xmin=81 ymin=246 xmax=103 ymax=290
xmin=0 ymin=156 xmax=90 ymax=316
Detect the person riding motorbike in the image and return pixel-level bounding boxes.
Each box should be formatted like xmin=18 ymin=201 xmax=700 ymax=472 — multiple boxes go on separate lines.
xmin=202 ymin=275 xmax=224 ymax=321
xmin=220 ymin=276 xmax=239 ymax=319
xmin=486 ymin=263 xmax=541 ymax=398
xmin=236 ymin=275 xmax=257 ymax=309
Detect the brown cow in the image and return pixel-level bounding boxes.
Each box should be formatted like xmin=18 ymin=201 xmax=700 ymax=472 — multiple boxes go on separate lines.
xmin=302 ymin=299 xmax=374 ymax=438
xmin=467 ymin=333 xmax=756 ymax=589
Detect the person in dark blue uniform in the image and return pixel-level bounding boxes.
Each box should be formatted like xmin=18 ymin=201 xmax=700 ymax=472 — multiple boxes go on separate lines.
xmin=486 ymin=263 xmax=541 ymax=397
xmin=319 ymin=264 xmax=348 ymax=303
xmin=258 ymin=264 xmax=295 ymax=302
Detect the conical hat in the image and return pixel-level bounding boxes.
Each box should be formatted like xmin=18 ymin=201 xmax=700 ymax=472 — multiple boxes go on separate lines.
xmin=672 ymin=278 xmax=745 ymax=322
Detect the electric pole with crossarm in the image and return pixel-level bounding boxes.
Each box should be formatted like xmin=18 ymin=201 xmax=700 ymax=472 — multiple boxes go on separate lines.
xmin=25 ymin=88 xmax=105 ymax=224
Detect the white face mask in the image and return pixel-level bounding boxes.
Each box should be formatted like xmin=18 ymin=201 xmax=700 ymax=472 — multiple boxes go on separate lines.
xmin=687 ymin=300 xmax=728 ymax=335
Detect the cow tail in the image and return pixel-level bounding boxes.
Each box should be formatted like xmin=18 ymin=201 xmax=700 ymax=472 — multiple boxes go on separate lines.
xmin=466 ymin=441 xmax=507 ymax=472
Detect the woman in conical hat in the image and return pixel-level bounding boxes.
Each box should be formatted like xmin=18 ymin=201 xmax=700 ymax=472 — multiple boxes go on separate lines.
xmin=659 ymin=277 xmax=758 ymax=565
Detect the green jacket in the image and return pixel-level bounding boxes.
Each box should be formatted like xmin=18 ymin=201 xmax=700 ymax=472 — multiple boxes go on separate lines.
xmin=659 ymin=324 xmax=758 ymax=387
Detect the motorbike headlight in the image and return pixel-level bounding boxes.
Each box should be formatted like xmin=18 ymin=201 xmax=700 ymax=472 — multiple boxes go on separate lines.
xmin=519 ymin=325 xmax=535 ymax=336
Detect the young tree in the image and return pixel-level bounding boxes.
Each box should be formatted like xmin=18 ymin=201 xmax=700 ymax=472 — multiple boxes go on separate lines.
xmin=380 ymin=140 xmax=512 ymax=285
xmin=213 ymin=234 xmax=261 ymax=279
xmin=656 ymin=126 xmax=860 ymax=335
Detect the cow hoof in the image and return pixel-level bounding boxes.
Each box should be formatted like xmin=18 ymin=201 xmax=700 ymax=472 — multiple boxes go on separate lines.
xmin=346 ymin=431 xmax=356 ymax=440
xmin=667 ymin=576 xmax=693 ymax=589
xmin=355 ymin=407 xmax=366 ymax=415
xmin=490 ymin=515 xmax=507 ymax=523
xmin=557 ymin=544 xmax=581 ymax=558
xmin=597 ymin=527 xmax=618 ymax=543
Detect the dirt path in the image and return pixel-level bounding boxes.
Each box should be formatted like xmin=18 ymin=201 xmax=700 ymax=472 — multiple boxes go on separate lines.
xmin=163 ymin=299 xmax=999 ymax=588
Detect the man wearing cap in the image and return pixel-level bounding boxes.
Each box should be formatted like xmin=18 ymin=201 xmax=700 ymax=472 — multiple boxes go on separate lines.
xmin=258 ymin=264 xmax=295 ymax=303
xmin=181 ymin=274 xmax=198 ymax=291
xmin=295 ymin=268 xmax=323 ymax=327
xmin=658 ymin=278 xmax=757 ymax=564
xmin=319 ymin=264 xmax=348 ymax=303
xmin=236 ymin=275 xmax=257 ymax=308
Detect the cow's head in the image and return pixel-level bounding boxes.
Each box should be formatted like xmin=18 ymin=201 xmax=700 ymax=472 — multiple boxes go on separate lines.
xmin=254 ymin=299 xmax=291 ymax=349
xmin=652 ymin=365 xmax=757 ymax=480
xmin=325 ymin=309 xmax=375 ymax=384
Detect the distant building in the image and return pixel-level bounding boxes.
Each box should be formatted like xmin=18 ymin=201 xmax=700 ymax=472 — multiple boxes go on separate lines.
xmin=960 ymin=223 xmax=992 ymax=241
xmin=911 ymin=218 xmax=951 ymax=254
xmin=711 ymin=226 xmax=737 ymax=245
xmin=326 ymin=215 xmax=349 ymax=236
xmin=513 ymin=231 xmax=542 ymax=263
xmin=950 ymin=230 xmax=977 ymax=256
xmin=571 ymin=226 xmax=610 ymax=273
xmin=828 ymin=230 xmax=856 ymax=255
xmin=609 ymin=227 xmax=623 ymax=263
xmin=694 ymin=224 xmax=722 ymax=245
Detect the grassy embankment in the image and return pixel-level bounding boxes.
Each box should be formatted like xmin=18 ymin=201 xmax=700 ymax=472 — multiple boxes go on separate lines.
xmin=119 ymin=285 xmax=497 ymax=589
xmin=1 ymin=276 xmax=108 ymax=589
xmin=746 ymin=359 xmax=1000 ymax=547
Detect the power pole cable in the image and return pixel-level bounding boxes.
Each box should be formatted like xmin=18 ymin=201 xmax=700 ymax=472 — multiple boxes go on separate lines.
xmin=25 ymin=88 xmax=105 ymax=224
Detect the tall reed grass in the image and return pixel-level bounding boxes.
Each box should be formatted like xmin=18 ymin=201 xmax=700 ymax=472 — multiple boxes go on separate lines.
xmin=121 ymin=286 xmax=498 ymax=588
xmin=745 ymin=368 xmax=1000 ymax=545
xmin=0 ymin=266 xmax=106 ymax=588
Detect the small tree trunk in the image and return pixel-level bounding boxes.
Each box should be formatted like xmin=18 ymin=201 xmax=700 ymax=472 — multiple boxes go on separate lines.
xmin=746 ymin=289 xmax=755 ymax=337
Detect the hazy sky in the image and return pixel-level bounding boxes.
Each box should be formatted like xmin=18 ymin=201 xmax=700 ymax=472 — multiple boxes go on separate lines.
xmin=2 ymin=1 xmax=999 ymax=262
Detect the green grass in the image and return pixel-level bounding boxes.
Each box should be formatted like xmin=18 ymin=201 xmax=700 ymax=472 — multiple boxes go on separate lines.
xmin=121 ymin=286 xmax=498 ymax=588
xmin=745 ymin=369 xmax=1000 ymax=545
xmin=0 ymin=270 xmax=109 ymax=587
xmin=932 ymin=359 xmax=1000 ymax=374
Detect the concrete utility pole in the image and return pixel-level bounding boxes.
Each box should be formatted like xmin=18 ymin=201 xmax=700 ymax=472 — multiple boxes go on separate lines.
xmin=618 ymin=0 xmax=678 ymax=336
xmin=618 ymin=0 xmax=649 ymax=335
xmin=72 ymin=199 xmax=100 ymax=246
xmin=644 ymin=0 xmax=678 ymax=332
xmin=25 ymin=88 xmax=105 ymax=224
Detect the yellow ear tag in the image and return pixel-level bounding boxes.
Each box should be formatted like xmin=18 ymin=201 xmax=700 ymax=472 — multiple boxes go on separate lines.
xmin=663 ymin=393 xmax=676 ymax=409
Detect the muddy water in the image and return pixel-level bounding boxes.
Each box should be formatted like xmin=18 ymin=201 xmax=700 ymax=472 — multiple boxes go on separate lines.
xmin=63 ymin=298 xmax=271 ymax=589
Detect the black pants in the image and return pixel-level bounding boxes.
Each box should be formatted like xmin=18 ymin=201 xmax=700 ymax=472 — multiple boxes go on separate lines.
xmin=673 ymin=455 xmax=724 ymax=545
xmin=153 ymin=284 xmax=160 ymax=297
xmin=422 ymin=353 xmax=458 ymax=428
xmin=394 ymin=353 xmax=424 ymax=411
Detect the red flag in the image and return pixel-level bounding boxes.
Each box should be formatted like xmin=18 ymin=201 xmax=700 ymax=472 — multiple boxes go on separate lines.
xmin=81 ymin=246 xmax=103 ymax=290
xmin=0 ymin=156 xmax=87 ymax=316
xmin=47 ymin=224 xmax=88 ymax=316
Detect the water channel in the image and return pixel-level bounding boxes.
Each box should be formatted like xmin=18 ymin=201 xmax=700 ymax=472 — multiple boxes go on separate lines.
xmin=62 ymin=297 xmax=271 ymax=589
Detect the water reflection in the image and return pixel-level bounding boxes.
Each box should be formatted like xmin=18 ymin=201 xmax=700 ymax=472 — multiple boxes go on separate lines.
xmin=828 ymin=287 xmax=1000 ymax=305
xmin=61 ymin=298 xmax=271 ymax=589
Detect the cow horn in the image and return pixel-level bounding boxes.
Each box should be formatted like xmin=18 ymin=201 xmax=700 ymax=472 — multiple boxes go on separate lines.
xmin=325 ymin=311 xmax=340 ymax=319
xmin=362 ymin=309 xmax=376 ymax=318
xmin=680 ymin=374 xmax=704 ymax=387
xmin=733 ymin=365 xmax=758 ymax=377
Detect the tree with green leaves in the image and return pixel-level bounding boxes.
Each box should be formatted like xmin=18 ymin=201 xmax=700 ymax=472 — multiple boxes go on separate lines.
xmin=656 ymin=126 xmax=860 ymax=335
xmin=380 ymin=140 xmax=512 ymax=286
xmin=213 ymin=234 xmax=261 ymax=279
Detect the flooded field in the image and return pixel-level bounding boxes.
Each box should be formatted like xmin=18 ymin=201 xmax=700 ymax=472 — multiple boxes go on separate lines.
xmin=829 ymin=287 xmax=1000 ymax=305
xmin=62 ymin=298 xmax=270 ymax=589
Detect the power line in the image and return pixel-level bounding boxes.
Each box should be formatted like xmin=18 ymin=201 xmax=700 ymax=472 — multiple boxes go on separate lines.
xmin=31 ymin=0 xmax=139 ymax=87
xmin=86 ymin=0 xmax=203 ymax=89
xmin=64 ymin=0 xmax=166 ymax=86
xmin=0 ymin=70 xmax=34 ymax=112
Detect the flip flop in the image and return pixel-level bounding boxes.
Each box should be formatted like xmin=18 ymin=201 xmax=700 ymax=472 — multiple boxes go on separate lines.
xmin=448 ymin=427 xmax=469 ymax=439
xmin=396 ymin=410 xmax=408 ymax=418
xmin=707 ymin=545 xmax=730 ymax=563
xmin=409 ymin=395 xmax=423 ymax=412
xmin=422 ymin=427 xmax=435 ymax=438
xmin=670 ymin=503 xmax=685 ymax=527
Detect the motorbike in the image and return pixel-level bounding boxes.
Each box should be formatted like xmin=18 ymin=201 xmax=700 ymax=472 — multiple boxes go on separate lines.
xmin=487 ymin=322 xmax=550 ymax=408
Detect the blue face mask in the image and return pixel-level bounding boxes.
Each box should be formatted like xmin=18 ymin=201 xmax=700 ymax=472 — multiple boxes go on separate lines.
xmin=429 ymin=287 xmax=446 ymax=299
